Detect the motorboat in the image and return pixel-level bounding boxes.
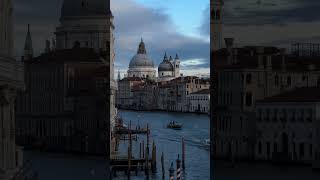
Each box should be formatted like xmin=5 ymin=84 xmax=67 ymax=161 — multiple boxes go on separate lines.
xmin=204 ymin=139 xmax=210 ymax=146
xmin=167 ymin=121 xmax=182 ymax=130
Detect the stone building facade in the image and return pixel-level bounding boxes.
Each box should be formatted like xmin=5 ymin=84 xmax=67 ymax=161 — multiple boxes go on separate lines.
xmin=16 ymin=0 xmax=115 ymax=156
xmin=116 ymin=76 xmax=210 ymax=112
xmin=255 ymin=88 xmax=320 ymax=164
xmin=0 ymin=0 xmax=24 ymax=179
xmin=189 ymin=89 xmax=210 ymax=113
xmin=214 ymin=38 xmax=320 ymax=162
xmin=127 ymin=39 xmax=156 ymax=79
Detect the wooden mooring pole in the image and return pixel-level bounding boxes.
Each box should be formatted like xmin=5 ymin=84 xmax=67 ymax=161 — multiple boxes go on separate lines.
xmin=161 ymin=152 xmax=165 ymax=180
xmin=182 ymin=137 xmax=185 ymax=170
xmin=169 ymin=162 xmax=174 ymax=180
xmin=151 ymin=141 xmax=157 ymax=173
xmin=176 ymin=154 xmax=181 ymax=180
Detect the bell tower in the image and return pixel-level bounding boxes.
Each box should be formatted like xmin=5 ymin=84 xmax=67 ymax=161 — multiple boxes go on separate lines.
xmin=211 ymin=0 xmax=224 ymax=51
xmin=0 ymin=0 xmax=14 ymax=57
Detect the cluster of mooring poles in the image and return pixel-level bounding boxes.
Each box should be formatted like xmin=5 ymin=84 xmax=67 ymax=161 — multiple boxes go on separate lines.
xmin=167 ymin=137 xmax=186 ymax=180
xmin=111 ymin=123 xmax=157 ymax=179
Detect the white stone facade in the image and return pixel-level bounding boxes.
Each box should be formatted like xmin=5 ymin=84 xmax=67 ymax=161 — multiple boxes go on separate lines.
xmin=189 ymin=89 xmax=210 ymax=113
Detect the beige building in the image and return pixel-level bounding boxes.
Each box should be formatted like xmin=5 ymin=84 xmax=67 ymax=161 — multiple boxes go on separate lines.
xmin=0 ymin=0 xmax=25 ymax=179
xmin=116 ymin=77 xmax=145 ymax=109
xmin=189 ymin=89 xmax=210 ymax=113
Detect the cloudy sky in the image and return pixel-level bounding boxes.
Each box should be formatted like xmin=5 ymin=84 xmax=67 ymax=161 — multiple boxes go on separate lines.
xmin=12 ymin=0 xmax=320 ymax=77
xmin=111 ymin=0 xmax=210 ymax=78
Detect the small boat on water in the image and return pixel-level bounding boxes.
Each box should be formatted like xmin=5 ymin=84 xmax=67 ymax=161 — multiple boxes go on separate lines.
xmin=167 ymin=121 xmax=182 ymax=130
xmin=204 ymin=139 xmax=210 ymax=146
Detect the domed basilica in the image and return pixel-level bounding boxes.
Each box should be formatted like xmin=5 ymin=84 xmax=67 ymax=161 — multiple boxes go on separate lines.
xmin=127 ymin=39 xmax=181 ymax=81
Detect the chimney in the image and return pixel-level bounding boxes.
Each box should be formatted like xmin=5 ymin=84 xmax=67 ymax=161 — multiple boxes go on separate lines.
xmin=266 ymin=55 xmax=272 ymax=70
xmin=233 ymin=48 xmax=238 ymax=64
xmin=224 ymin=38 xmax=234 ymax=64
xmin=256 ymin=47 xmax=264 ymax=69
xmin=280 ymin=48 xmax=286 ymax=72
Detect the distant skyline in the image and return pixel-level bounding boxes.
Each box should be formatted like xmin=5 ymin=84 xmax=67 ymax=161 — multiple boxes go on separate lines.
xmin=111 ymin=0 xmax=210 ymax=78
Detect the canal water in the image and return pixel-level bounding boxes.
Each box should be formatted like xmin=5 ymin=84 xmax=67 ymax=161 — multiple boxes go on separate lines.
xmin=23 ymin=110 xmax=210 ymax=180
xmin=113 ymin=110 xmax=210 ymax=180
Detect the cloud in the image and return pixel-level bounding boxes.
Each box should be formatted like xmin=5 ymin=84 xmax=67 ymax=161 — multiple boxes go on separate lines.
xmin=112 ymin=0 xmax=209 ymax=77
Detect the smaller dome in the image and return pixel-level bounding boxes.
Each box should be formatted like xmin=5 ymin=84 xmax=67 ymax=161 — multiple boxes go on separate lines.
xmin=158 ymin=60 xmax=174 ymax=71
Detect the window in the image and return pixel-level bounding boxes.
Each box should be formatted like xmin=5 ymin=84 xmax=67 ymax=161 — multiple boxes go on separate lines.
xmin=258 ymin=141 xmax=262 ymax=154
xmin=265 ymin=109 xmax=270 ymax=122
xmin=291 ymin=109 xmax=296 ymax=122
xmin=299 ymin=109 xmax=304 ymax=122
xmin=245 ymin=92 xmax=252 ymax=106
xmin=275 ymin=75 xmax=279 ymax=87
xmin=246 ymin=74 xmax=252 ymax=84
xmin=211 ymin=9 xmax=215 ymax=19
xmin=274 ymin=142 xmax=278 ymax=153
xmin=287 ymin=76 xmax=291 ymax=86
xmin=281 ymin=109 xmax=287 ymax=122
xmin=240 ymin=117 xmax=243 ymax=131
xmin=216 ymin=10 xmax=221 ymax=20
xmin=310 ymin=144 xmax=313 ymax=157
xmin=307 ymin=109 xmax=312 ymax=122
xmin=300 ymin=143 xmax=304 ymax=158
xmin=272 ymin=109 xmax=278 ymax=122
xmin=267 ymin=142 xmax=270 ymax=157
xmin=257 ymin=109 xmax=262 ymax=121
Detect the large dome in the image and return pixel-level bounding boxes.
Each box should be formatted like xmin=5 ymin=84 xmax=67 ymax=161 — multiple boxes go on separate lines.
xmin=129 ymin=39 xmax=154 ymax=68
xmin=60 ymin=0 xmax=111 ymax=19
xmin=129 ymin=54 xmax=154 ymax=68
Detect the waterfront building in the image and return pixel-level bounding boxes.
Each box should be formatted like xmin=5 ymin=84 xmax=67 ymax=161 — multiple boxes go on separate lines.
xmin=214 ymin=38 xmax=320 ymax=161
xmin=189 ymin=89 xmax=210 ymax=113
xmin=158 ymin=53 xmax=181 ymax=81
xmin=255 ymin=87 xmax=319 ymax=164
xmin=131 ymin=80 xmax=158 ymax=110
xmin=0 ymin=0 xmax=25 ymax=179
xmin=157 ymin=76 xmax=210 ymax=112
xmin=116 ymin=77 xmax=145 ymax=109
xmin=15 ymin=0 xmax=115 ymax=155
xmin=127 ymin=39 xmax=156 ymax=79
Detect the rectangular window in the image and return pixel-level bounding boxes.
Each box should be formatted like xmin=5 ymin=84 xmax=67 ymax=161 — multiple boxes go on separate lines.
xmin=245 ymin=92 xmax=252 ymax=106
xmin=300 ymin=143 xmax=304 ymax=158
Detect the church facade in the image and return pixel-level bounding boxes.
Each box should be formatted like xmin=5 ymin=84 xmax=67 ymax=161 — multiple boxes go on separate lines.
xmin=126 ymin=39 xmax=181 ymax=81
xmin=127 ymin=39 xmax=156 ymax=79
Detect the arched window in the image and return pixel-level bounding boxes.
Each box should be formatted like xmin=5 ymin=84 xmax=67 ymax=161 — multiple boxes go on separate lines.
xmin=275 ymin=75 xmax=279 ymax=86
xmin=258 ymin=141 xmax=262 ymax=154
xmin=216 ymin=10 xmax=221 ymax=20
xmin=274 ymin=142 xmax=278 ymax=153
xmin=246 ymin=74 xmax=252 ymax=84
xmin=245 ymin=92 xmax=252 ymax=106
xmin=287 ymin=76 xmax=291 ymax=86
xmin=211 ymin=9 xmax=215 ymax=19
